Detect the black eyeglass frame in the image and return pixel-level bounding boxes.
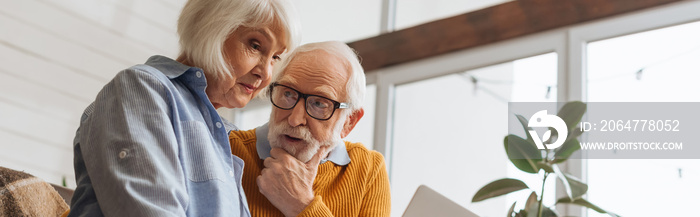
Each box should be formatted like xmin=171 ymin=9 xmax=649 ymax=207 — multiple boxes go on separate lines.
xmin=268 ymin=82 xmax=349 ymax=121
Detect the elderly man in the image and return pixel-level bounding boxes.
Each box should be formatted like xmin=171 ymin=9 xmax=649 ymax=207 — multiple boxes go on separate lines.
xmin=229 ymin=41 xmax=390 ymax=217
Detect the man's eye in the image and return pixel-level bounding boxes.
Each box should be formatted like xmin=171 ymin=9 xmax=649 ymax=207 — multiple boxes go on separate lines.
xmin=283 ymin=90 xmax=295 ymax=98
xmin=273 ymin=55 xmax=281 ymax=61
xmin=312 ymin=100 xmax=329 ymax=109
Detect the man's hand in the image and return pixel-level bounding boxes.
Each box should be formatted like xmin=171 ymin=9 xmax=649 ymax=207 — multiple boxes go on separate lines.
xmin=257 ymin=147 xmax=328 ymax=217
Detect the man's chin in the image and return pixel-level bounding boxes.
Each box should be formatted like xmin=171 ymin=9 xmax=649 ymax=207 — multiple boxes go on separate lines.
xmin=269 ymin=135 xmax=328 ymax=162
xmin=270 ymin=142 xmax=296 ymax=156
xmin=295 ymin=146 xmax=319 ymax=163
xmin=278 ymin=142 xmax=319 ymax=162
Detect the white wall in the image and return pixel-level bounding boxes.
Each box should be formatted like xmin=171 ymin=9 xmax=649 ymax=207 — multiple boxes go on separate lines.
xmin=0 ymin=0 xmax=183 ymax=187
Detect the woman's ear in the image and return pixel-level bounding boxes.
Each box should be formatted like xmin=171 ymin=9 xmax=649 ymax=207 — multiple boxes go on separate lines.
xmin=340 ymin=108 xmax=364 ymax=138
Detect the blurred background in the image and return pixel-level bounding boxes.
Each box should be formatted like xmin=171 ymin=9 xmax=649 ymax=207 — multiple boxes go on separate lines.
xmin=1 ymin=0 xmax=699 ymax=216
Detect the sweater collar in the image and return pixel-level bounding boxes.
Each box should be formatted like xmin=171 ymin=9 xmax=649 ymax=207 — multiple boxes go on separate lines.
xmin=255 ymin=123 xmax=350 ymax=166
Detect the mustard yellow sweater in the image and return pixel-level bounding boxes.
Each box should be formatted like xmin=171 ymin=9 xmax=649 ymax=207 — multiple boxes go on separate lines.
xmin=229 ymin=129 xmax=391 ymax=217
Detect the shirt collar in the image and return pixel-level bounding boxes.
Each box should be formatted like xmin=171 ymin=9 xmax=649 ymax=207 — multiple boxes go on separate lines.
xmin=144 ymin=55 xmax=201 ymax=79
xmin=255 ymin=123 xmax=350 ymax=166
xmin=221 ymin=117 xmax=239 ymax=135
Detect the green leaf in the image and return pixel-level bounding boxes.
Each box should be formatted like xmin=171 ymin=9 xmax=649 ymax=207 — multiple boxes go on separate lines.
xmin=553 ymin=165 xmax=588 ymax=200
xmin=472 ymin=178 xmax=530 ymax=202
xmin=564 ymin=174 xmax=587 ymax=199
xmin=516 ymin=114 xmax=533 ymax=142
xmin=505 ymin=135 xmax=542 ymax=174
xmin=537 ymin=161 xmax=554 ymax=173
xmin=557 ymin=101 xmax=587 ymax=131
xmin=565 ymin=127 xmax=584 ymax=143
xmin=522 ymin=191 xmax=559 ymax=217
xmin=541 ymin=206 xmax=559 ymax=217
xmin=507 ymin=202 xmax=517 ymax=217
xmin=552 ymin=138 xmax=580 ymax=164
xmin=524 ymin=191 xmax=538 ymax=217
xmin=556 ymin=198 xmax=619 ymax=217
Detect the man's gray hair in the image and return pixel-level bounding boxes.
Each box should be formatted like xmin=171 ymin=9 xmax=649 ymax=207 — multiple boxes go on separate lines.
xmin=177 ymin=0 xmax=301 ymax=80
xmin=265 ymin=41 xmax=366 ymax=113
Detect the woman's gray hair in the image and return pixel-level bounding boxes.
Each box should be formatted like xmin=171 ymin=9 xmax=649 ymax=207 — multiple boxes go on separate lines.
xmin=177 ymin=0 xmax=301 ymax=80
xmin=264 ymin=41 xmax=366 ymax=113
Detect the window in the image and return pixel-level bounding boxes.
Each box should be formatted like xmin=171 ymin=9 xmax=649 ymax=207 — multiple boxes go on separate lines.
xmin=295 ymin=0 xmax=382 ymax=43
xmin=390 ymin=53 xmax=557 ymax=216
xmin=343 ymin=84 xmax=377 ymax=150
xmin=585 ymin=20 xmax=700 ymax=217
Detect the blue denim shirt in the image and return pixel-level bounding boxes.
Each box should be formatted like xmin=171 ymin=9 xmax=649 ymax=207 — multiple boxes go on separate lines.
xmin=69 ymin=55 xmax=251 ymax=217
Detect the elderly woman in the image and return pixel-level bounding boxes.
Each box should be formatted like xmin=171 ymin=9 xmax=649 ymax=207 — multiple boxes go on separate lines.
xmin=68 ymin=0 xmax=300 ymax=216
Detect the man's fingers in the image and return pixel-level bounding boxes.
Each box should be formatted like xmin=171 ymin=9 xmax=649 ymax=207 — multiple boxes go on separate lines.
xmin=263 ymin=157 xmax=274 ymax=168
xmin=257 ymin=174 xmax=272 ymax=196
xmin=270 ymin=147 xmax=290 ymax=159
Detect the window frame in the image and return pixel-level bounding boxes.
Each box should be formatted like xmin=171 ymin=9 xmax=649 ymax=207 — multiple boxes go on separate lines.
xmin=368 ymin=1 xmax=700 ymax=216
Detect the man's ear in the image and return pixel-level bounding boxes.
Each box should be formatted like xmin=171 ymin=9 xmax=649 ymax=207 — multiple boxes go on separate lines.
xmin=340 ymin=108 xmax=364 ymax=138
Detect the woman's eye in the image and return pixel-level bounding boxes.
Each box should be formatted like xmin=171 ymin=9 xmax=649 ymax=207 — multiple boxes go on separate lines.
xmin=251 ymin=42 xmax=261 ymax=51
xmin=273 ymin=55 xmax=281 ymax=61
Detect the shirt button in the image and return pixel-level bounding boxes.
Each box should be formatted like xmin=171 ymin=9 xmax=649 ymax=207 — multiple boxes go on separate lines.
xmin=229 ymin=170 xmax=234 ymax=177
xmin=196 ymin=71 xmax=202 ymax=78
xmin=118 ymin=150 xmax=128 ymax=159
xmin=216 ymin=122 xmax=222 ymax=128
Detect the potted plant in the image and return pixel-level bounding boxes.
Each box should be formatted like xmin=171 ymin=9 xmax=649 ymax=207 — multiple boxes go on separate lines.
xmin=471 ymin=101 xmax=617 ymax=217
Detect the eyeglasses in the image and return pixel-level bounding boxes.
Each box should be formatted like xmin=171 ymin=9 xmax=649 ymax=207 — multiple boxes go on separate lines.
xmin=269 ymin=82 xmax=349 ymax=120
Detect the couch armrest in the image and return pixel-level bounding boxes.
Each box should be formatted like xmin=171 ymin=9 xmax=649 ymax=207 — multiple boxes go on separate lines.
xmin=50 ymin=183 xmax=75 ymax=206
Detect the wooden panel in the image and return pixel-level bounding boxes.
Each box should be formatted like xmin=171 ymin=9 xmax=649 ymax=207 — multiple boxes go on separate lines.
xmin=0 ymin=72 xmax=89 ymax=122
xmin=0 ymin=103 xmax=75 ymax=187
xmin=39 ymin=0 xmax=179 ymax=56
xmin=0 ymin=0 xmax=159 ymax=67
xmin=0 ymin=14 xmax=127 ymax=82
xmin=0 ymin=130 xmax=73 ymax=178
xmin=0 ymin=0 xmax=186 ymax=189
xmin=348 ymin=0 xmax=684 ymax=71
xmin=149 ymin=0 xmax=188 ymax=12
xmin=0 ymin=44 xmax=104 ymax=102
xmin=104 ymin=0 xmax=180 ymax=31
xmin=0 ymin=102 xmax=77 ymax=149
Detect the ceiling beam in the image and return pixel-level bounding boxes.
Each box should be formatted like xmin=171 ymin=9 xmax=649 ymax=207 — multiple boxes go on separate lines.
xmin=348 ymin=0 xmax=684 ymax=72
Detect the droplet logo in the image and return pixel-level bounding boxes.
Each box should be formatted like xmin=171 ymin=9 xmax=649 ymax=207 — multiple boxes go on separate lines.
xmin=528 ymin=110 xmax=568 ymax=150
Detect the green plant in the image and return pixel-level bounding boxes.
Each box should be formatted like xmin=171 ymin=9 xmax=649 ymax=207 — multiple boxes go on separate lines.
xmin=472 ymin=101 xmax=617 ymax=217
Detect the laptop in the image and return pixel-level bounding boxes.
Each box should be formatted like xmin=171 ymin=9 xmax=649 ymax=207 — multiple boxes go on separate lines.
xmin=402 ymin=185 xmax=480 ymax=217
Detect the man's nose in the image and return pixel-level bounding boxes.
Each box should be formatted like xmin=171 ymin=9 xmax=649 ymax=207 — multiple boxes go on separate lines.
xmin=287 ymin=100 xmax=307 ymax=127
